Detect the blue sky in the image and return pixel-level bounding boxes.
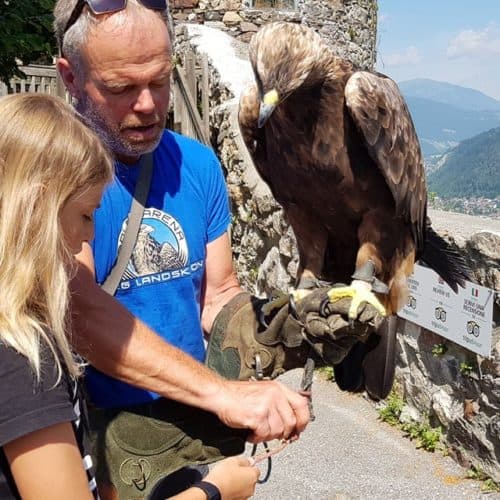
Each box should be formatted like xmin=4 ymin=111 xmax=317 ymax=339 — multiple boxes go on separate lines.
xmin=376 ymin=1 xmax=500 ymax=100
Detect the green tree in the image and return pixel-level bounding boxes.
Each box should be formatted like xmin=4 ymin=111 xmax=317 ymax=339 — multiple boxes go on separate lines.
xmin=0 ymin=0 xmax=56 ymax=88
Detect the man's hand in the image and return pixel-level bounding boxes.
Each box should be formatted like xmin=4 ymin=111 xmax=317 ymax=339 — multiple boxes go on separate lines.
xmin=211 ymin=378 xmax=310 ymax=443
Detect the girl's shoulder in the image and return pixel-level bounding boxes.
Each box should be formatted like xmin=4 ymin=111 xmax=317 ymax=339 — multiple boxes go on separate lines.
xmin=0 ymin=341 xmax=76 ymax=447
xmin=0 ymin=340 xmax=33 ymax=378
xmin=0 ymin=340 xmax=63 ymax=386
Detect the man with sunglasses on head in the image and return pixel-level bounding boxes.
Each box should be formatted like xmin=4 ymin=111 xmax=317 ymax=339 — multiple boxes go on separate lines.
xmin=53 ymin=2 xmax=311 ymax=498
xmin=53 ymin=1 xmax=376 ymax=498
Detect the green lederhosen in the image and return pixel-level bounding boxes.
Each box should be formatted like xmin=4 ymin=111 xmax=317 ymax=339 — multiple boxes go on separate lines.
xmin=89 ymin=398 xmax=247 ymax=500
xmin=87 ymin=295 xmax=258 ymax=499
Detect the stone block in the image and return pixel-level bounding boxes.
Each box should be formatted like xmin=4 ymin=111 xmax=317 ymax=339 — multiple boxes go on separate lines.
xmin=172 ymin=0 xmax=199 ymax=8
xmin=220 ymin=0 xmax=242 ymax=9
xmin=237 ymin=31 xmax=255 ymax=43
xmin=205 ymin=10 xmax=223 ymax=20
xmin=173 ymin=12 xmax=189 ymax=20
xmin=222 ymin=11 xmax=243 ymax=25
xmin=240 ymin=21 xmax=259 ymax=32
xmin=468 ymin=231 xmax=500 ymax=261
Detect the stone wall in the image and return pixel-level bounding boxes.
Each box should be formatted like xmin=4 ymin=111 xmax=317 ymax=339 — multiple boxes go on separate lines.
xmin=395 ymin=230 xmax=500 ymax=483
xmin=174 ymin=13 xmax=499 ymax=484
xmin=172 ymin=0 xmax=377 ymax=68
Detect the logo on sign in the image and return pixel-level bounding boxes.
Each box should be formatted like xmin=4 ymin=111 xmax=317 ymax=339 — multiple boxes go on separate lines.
xmin=466 ymin=321 xmax=480 ymax=337
xmin=434 ymin=307 xmax=447 ymax=322
xmin=406 ymin=294 xmax=417 ymax=309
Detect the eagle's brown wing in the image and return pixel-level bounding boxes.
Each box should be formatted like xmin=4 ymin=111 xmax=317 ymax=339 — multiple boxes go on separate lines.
xmin=344 ymin=72 xmax=427 ymax=252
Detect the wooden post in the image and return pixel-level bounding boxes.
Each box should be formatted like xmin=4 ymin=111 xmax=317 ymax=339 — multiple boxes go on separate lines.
xmin=172 ymin=75 xmax=183 ymax=134
xmin=173 ymin=63 xmax=210 ymax=145
xmin=55 ymin=68 xmax=67 ymax=100
xmin=185 ymin=52 xmax=196 ymax=105
xmin=201 ymin=54 xmax=210 ymax=142
xmin=28 ymin=75 xmax=36 ymax=92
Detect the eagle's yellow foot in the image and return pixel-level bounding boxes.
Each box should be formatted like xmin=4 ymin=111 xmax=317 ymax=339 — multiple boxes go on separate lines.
xmin=327 ymin=280 xmax=387 ymax=320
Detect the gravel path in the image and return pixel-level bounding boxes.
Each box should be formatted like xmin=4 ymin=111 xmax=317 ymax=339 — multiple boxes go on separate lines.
xmin=243 ymin=369 xmax=497 ymax=500
xmin=428 ymin=209 xmax=500 ymax=240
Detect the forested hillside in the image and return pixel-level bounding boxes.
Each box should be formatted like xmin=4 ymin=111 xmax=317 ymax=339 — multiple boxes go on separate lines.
xmin=428 ymin=127 xmax=500 ymax=199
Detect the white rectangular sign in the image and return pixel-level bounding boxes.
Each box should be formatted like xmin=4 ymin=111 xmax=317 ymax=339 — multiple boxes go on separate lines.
xmin=397 ymin=264 xmax=494 ymax=357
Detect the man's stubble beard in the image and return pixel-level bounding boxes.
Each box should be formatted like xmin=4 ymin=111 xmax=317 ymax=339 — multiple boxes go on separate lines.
xmin=76 ymin=93 xmax=162 ymax=159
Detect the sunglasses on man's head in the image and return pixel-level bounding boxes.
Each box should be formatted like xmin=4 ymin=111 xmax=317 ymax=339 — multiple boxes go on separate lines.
xmin=64 ymin=0 xmax=167 ymax=37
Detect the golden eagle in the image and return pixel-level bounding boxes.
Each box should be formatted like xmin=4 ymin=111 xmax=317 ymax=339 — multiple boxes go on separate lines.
xmin=238 ymin=22 xmax=471 ymax=399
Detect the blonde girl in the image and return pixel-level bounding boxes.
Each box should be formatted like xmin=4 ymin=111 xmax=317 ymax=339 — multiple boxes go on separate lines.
xmin=0 ymin=93 xmax=259 ymax=500
xmin=0 ymin=93 xmax=112 ymax=499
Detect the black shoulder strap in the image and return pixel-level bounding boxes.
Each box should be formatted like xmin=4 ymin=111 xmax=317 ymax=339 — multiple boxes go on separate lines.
xmin=101 ymin=152 xmax=154 ymax=296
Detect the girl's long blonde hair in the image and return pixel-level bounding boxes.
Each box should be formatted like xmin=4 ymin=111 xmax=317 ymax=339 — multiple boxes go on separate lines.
xmin=0 ymin=93 xmax=113 ymax=380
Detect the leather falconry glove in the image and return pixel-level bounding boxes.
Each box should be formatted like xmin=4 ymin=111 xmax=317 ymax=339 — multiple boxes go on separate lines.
xmin=205 ymin=287 xmax=382 ymax=381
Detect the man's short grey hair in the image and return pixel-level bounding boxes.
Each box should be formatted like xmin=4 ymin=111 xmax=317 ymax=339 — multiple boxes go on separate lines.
xmin=54 ymin=0 xmax=174 ymax=72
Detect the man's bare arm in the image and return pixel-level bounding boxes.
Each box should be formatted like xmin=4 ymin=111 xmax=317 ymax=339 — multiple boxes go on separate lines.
xmin=71 ymin=244 xmax=310 ymax=442
xmin=71 ymin=244 xmax=225 ymax=407
xmin=201 ymin=232 xmax=243 ymax=335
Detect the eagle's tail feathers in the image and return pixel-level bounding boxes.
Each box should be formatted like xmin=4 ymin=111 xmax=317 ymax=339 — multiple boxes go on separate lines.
xmin=333 ymin=344 xmax=366 ymax=394
xmin=362 ymin=315 xmax=397 ymax=401
xmin=333 ymin=315 xmax=397 ymax=401
xmin=420 ymin=226 xmax=472 ymax=293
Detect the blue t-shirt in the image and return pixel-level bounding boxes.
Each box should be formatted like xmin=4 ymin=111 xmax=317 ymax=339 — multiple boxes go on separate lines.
xmin=86 ymin=130 xmax=231 ymax=408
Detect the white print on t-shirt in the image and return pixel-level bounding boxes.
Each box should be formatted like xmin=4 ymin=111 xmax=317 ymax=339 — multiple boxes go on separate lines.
xmin=115 ymin=208 xmax=203 ymax=292
xmin=118 ymin=208 xmax=189 ymax=280
xmin=118 ymin=260 xmax=204 ymax=291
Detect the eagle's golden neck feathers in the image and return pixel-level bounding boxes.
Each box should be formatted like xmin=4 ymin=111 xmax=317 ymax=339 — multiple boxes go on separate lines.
xmin=249 ymin=21 xmax=350 ymax=100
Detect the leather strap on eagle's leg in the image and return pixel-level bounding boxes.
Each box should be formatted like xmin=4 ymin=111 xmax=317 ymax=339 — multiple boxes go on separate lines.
xmin=352 ymin=259 xmax=390 ymax=294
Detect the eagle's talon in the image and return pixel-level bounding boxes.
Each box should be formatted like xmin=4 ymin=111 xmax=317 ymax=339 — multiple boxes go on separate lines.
xmin=319 ymin=296 xmax=331 ymax=317
xmin=326 ymin=281 xmax=387 ymax=321
xmin=288 ymin=293 xmax=299 ymax=319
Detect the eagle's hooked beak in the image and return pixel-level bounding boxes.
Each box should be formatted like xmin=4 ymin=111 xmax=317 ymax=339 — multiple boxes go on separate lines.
xmin=258 ymin=89 xmax=279 ymax=128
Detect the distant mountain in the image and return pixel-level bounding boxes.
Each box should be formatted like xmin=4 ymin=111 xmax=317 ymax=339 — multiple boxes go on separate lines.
xmin=399 ymin=78 xmax=500 ymax=111
xmin=427 ymin=126 xmax=500 ymax=199
xmin=396 ymin=79 xmax=500 ymax=157
xmin=403 ymin=96 xmax=500 ymax=156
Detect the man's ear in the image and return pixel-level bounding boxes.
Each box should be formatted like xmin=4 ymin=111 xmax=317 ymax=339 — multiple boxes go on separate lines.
xmin=56 ymin=57 xmax=81 ymax=100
